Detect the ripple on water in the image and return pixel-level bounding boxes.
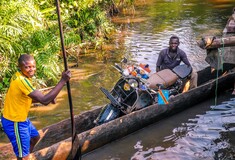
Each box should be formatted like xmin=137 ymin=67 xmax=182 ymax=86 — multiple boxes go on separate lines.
xmin=130 ymin=98 xmax=235 ymax=160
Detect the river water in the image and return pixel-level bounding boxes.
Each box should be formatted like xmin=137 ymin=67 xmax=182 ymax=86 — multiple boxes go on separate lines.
xmin=1 ymin=0 xmax=235 ymax=159
xmin=83 ymin=92 xmax=235 ymax=160
xmin=82 ymin=0 xmax=235 ymax=159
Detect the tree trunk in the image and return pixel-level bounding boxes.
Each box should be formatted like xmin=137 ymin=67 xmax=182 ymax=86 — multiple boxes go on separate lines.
xmin=197 ymin=36 xmax=235 ymax=49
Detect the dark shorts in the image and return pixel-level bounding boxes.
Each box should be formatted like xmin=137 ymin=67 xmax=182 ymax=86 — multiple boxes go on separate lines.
xmin=1 ymin=116 xmax=39 ymax=158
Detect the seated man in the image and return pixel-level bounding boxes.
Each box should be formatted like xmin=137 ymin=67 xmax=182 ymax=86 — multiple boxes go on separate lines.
xmin=156 ymin=35 xmax=197 ymax=90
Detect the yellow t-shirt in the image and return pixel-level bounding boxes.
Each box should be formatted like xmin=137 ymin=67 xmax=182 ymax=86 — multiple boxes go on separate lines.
xmin=3 ymin=71 xmax=35 ymax=122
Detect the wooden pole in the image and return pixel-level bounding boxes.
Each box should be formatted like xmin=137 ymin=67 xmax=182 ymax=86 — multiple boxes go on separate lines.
xmin=55 ymin=0 xmax=81 ymax=159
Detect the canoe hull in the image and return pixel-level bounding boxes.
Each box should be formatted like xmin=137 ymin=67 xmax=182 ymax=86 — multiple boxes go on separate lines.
xmin=30 ymin=71 xmax=235 ymax=159
xmin=0 ymin=68 xmax=234 ymax=160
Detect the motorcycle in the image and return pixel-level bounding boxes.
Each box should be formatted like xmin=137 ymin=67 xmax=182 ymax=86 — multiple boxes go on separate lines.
xmin=94 ymin=58 xmax=192 ymax=125
xmin=147 ymin=64 xmax=192 ymax=96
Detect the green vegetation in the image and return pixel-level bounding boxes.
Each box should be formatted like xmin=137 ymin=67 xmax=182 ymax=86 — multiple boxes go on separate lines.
xmin=0 ymin=0 xmax=117 ymax=97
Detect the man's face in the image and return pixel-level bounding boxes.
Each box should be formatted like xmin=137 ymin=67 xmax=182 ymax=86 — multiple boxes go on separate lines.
xmin=169 ymin=38 xmax=179 ymax=52
xmin=19 ymin=59 xmax=36 ymax=78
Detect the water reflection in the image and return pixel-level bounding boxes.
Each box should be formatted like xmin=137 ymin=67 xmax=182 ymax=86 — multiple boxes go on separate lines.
xmin=130 ymin=97 xmax=235 ymax=160
xmin=79 ymin=0 xmax=235 ymax=159
xmin=119 ymin=0 xmax=235 ymax=72
xmin=83 ymin=93 xmax=235 ymax=160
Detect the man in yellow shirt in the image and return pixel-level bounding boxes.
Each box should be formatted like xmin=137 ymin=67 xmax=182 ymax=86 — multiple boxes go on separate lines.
xmin=1 ymin=54 xmax=71 ymax=160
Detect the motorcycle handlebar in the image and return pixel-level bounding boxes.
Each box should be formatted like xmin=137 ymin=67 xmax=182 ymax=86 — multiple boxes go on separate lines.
xmin=113 ymin=63 xmax=123 ymax=73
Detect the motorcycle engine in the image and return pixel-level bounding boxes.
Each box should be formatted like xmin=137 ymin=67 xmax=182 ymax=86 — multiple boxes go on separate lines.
xmin=169 ymin=79 xmax=183 ymax=95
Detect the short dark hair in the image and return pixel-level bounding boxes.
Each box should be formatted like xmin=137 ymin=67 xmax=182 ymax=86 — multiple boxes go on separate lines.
xmin=169 ymin=35 xmax=179 ymax=42
xmin=18 ymin=54 xmax=34 ymax=65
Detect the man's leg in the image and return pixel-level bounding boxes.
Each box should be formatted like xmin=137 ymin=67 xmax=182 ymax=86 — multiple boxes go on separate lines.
xmin=1 ymin=117 xmax=31 ymax=159
xmin=28 ymin=119 xmax=40 ymax=153
xmin=30 ymin=135 xmax=40 ymax=153
xmin=189 ymin=70 xmax=198 ymax=89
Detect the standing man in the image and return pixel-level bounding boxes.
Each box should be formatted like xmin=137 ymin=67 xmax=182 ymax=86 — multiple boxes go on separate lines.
xmin=1 ymin=54 xmax=71 ymax=160
xmin=156 ymin=35 xmax=197 ymax=89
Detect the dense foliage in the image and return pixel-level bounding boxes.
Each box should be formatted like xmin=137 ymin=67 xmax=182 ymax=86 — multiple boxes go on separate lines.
xmin=0 ymin=0 xmax=115 ymax=96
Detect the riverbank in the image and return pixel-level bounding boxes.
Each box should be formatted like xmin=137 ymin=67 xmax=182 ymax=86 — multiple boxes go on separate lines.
xmin=1 ymin=0 xmax=235 ymax=159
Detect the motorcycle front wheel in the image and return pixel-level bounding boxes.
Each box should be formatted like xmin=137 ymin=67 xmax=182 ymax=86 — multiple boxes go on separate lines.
xmin=94 ymin=103 xmax=121 ymax=125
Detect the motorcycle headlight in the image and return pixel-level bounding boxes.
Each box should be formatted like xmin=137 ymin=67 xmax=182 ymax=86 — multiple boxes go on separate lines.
xmin=128 ymin=79 xmax=138 ymax=88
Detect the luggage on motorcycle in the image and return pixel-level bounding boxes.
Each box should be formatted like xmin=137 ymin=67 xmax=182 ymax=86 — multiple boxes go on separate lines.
xmin=147 ymin=69 xmax=178 ymax=89
xmin=172 ymin=64 xmax=192 ymax=79
xmin=95 ymin=58 xmax=156 ymax=125
xmin=94 ymin=104 xmax=120 ymax=125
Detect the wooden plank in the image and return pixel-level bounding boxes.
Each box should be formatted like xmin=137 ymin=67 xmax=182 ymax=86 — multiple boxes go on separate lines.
xmin=197 ymin=7 xmax=235 ymax=69
xmin=197 ymin=36 xmax=235 ymax=49
xmin=223 ymin=7 xmax=235 ymax=34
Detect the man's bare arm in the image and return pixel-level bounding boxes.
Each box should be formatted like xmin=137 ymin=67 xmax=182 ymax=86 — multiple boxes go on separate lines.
xmin=29 ymin=70 xmax=71 ymax=105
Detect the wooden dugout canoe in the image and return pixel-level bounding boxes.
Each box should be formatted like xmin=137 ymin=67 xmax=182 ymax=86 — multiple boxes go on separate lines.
xmin=0 ymin=66 xmax=235 ymax=160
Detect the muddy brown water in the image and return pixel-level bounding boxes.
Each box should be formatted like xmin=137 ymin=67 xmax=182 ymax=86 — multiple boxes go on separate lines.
xmin=1 ymin=0 xmax=235 ymax=159
xmin=83 ymin=0 xmax=235 ymax=159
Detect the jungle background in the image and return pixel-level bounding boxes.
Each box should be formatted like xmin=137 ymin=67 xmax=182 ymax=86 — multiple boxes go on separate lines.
xmin=0 ymin=0 xmax=126 ymax=106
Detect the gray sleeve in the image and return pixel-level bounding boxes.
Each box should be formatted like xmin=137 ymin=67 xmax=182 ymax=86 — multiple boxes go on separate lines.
xmin=156 ymin=50 xmax=164 ymax=67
